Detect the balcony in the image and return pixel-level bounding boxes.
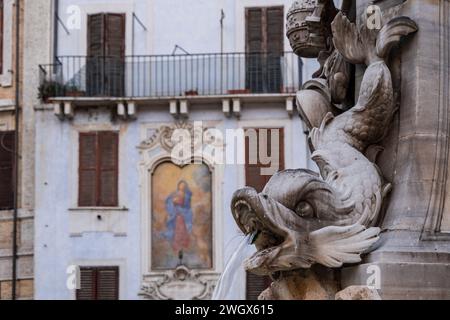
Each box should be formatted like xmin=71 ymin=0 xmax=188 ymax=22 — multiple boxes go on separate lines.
xmin=39 ymin=52 xmax=302 ymax=101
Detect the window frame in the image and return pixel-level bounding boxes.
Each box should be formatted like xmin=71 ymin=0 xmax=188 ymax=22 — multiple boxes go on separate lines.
xmin=244 ymin=6 xmax=284 ymax=93
xmin=86 ymin=13 xmax=126 ymax=97
xmin=244 ymin=5 xmax=284 ymax=53
xmin=0 ymin=130 xmax=15 ymax=210
xmin=244 ymin=127 xmax=285 ymax=193
xmin=76 ymin=266 xmax=119 ymax=300
xmin=78 ymin=131 xmax=119 ymax=208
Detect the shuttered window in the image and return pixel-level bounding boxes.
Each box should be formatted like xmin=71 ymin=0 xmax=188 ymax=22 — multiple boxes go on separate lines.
xmin=76 ymin=267 xmax=119 ymax=300
xmin=245 ymin=6 xmax=284 ymax=93
xmin=0 ymin=0 xmax=3 ymax=74
xmin=244 ymin=128 xmax=284 ymax=300
xmin=246 ymin=273 xmax=273 ymax=301
xmin=245 ymin=128 xmax=285 ymax=193
xmin=79 ymin=131 xmax=118 ymax=207
xmin=87 ymin=13 xmax=125 ymax=97
xmin=0 ymin=131 xmax=15 ymax=210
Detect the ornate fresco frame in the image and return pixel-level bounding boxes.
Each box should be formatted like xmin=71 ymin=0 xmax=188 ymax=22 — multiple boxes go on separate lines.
xmin=137 ymin=121 xmax=223 ymax=300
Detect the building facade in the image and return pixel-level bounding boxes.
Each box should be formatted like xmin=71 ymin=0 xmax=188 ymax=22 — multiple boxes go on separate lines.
xmin=3 ymin=0 xmax=445 ymax=301
xmin=32 ymin=0 xmax=317 ymax=300
xmin=0 ymin=0 xmax=35 ymax=300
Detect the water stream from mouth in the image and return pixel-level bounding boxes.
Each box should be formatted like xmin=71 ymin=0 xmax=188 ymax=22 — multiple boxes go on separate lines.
xmin=211 ymin=233 xmax=256 ymax=300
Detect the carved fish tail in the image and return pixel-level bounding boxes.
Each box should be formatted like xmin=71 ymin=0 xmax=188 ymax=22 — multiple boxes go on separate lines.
xmin=376 ymin=17 xmax=418 ymax=61
xmin=332 ymin=12 xmax=418 ymax=65
xmin=357 ymin=182 xmax=392 ymax=227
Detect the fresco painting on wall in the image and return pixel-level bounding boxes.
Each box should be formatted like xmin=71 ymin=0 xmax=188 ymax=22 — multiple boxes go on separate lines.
xmin=151 ymin=162 xmax=213 ymax=270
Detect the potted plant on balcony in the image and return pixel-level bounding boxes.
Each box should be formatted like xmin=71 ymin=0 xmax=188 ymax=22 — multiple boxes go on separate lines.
xmin=184 ymin=89 xmax=199 ymax=96
xmin=227 ymin=88 xmax=250 ymax=95
xmin=38 ymin=80 xmax=65 ymax=103
xmin=65 ymin=84 xmax=85 ymax=98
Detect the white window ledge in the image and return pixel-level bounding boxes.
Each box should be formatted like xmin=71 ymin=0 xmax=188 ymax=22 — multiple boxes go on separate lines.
xmin=68 ymin=209 xmax=129 ymax=237
xmin=69 ymin=206 xmax=129 ymax=212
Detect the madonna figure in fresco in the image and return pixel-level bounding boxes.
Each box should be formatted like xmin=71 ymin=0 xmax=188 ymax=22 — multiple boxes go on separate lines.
xmin=164 ymin=180 xmax=193 ymax=254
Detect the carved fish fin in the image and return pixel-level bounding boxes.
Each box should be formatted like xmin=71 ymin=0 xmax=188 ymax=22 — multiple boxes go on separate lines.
xmin=308 ymin=128 xmax=320 ymax=151
xmin=356 ymin=202 xmax=372 ymax=226
xmin=321 ymin=112 xmax=335 ymax=129
xmin=382 ymin=183 xmax=392 ymax=198
xmin=308 ymin=112 xmax=335 ymax=150
xmin=376 ymin=16 xmax=418 ymax=59
xmin=311 ymin=150 xmax=335 ymax=181
xmin=370 ymin=190 xmax=383 ymax=223
xmin=310 ymin=224 xmax=380 ymax=268
xmin=331 ymin=12 xmax=367 ymax=64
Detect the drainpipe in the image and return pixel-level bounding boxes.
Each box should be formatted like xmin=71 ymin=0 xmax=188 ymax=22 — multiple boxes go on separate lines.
xmin=12 ymin=0 xmax=20 ymax=300
xmin=54 ymin=0 xmax=59 ymax=61
xmin=220 ymin=9 xmax=225 ymax=93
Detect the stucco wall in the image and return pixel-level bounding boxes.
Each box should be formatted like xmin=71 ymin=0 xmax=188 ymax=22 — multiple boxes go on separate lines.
xmin=34 ymin=102 xmax=310 ymax=299
xmin=0 ymin=0 xmax=33 ymax=300
xmin=34 ymin=0 xmax=319 ymax=300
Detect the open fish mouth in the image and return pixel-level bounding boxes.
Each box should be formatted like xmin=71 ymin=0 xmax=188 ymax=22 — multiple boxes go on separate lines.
xmin=232 ymin=197 xmax=288 ymax=274
xmin=234 ymin=200 xmax=285 ymax=246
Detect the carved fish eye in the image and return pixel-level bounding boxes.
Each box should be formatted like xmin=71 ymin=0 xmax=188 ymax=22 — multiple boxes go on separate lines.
xmin=294 ymin=201 xmax=314 ymax=218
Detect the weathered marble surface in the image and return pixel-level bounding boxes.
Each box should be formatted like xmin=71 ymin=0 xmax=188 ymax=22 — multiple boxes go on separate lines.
xmin=335 ymin=286 xmax=382 ymax=300
xmin=231 ymin=0 xmax=420 ymax=300
xmin=227 ymin=0 xmax=450 ymax=300
xmin=341 ymin=0 xmax=450 ymax=300
xmin=259 ymin=268 xmax=339 ymax=300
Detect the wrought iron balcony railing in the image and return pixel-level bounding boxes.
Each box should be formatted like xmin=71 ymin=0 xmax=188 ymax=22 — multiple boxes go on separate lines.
xmin=38 ymin=52 xmax=302 ymax=100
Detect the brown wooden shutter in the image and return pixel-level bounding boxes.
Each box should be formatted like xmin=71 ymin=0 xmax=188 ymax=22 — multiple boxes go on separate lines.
xmin=87 ymin=13 xmax=125 ymax=97
xmin=96 ymin=268 xmax=119 ymax=300
xmin=0 ymin=0 xmax=3 ymax=74
xmin=245 ymin=6 xmax=284 ymax=93
xmin=87 ymin=14 xmax=106 ymax=96
xmin=246 ymin=273 xmax=272 ymax=301
xmin=98 ymin=132 xmax=118 ymax=207
xmin=246 ymin=8 xmax=264 ymax=93
xmin=245 ymin=7 xmax=284 ymax=54
xmin=266 ymin=7 xmax=284 ymax=55
xmin=77 ymin=267 xmax=119 ymax=300
xmin=245 ymin=128 xmax=284 ymax=299
xmin=79 ymin=132 xmax=118 ymax=207
xmin=87 ymin=14 xmax=105 ymax=58
xmin=0 ymin=131 xmax=15 ymax=209
xmin=105 ymin=14 xmax=125 ymax=97
xmin=266 ymin=7 xmax=284 ymax=92
xmin=245 ymin=128 xmax=285 ymax=193
xmin=79 ymin=133 xmax=98 ymax=207
xmin=76 ymin=268 xmax=96 ymax=300
xmin=105 ymin=14 xmax=125 ymax=58
xmin=246 ymin=8 xmax=263 ymax=53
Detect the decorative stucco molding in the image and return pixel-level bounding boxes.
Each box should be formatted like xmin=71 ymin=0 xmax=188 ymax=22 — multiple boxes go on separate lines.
xmin=138 ymin=121 xmax=204 ymax=153
xmin=140 ymin=265 xmax=219 ymax=300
